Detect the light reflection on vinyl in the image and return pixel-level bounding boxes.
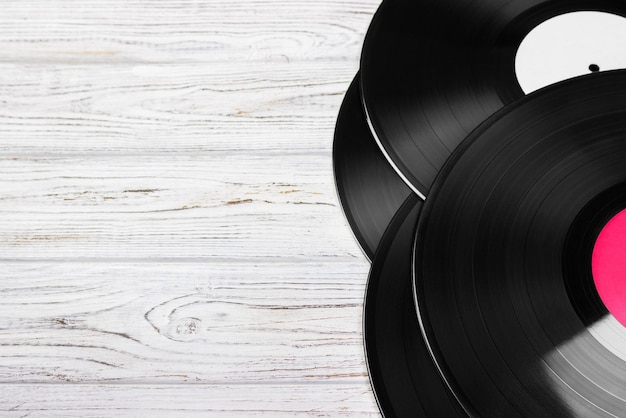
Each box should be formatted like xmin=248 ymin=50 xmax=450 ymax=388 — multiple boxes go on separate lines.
xmin=361 ymin=0 xmax=626 ymax=196
xmin=364 ymin=194 xmax=464 ymax=417
xmin=333 ymin=74 xmax=412 ymax=261
xmin=413 ymin=71 xmax=626 ymax=417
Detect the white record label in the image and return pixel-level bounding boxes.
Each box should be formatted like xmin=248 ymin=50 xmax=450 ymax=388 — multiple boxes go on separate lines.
xmin=516 ymin=11 xmax=626 ymax=94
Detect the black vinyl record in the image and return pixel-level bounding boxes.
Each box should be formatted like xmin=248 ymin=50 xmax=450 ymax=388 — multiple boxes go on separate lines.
xmin=364 ymin=194 xmax=464 ymax=417
xmin=333 ymin=74 xmax=412 ymax=260
xmin=361 ymin=0 xmax=626 ymax=197
xmin=414 ymin=71 xmax=626 ymax=417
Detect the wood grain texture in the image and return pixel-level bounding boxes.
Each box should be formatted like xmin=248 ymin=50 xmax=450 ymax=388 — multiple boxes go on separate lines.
xmin=0 ymin=0 xmax=380 ymax=64
xmin=0 ymin=62 xmax=356 ymax=155
xmin=0 ymin=0 xmax=381 ymax=415
xmin=0 ymin=384 xmax=378 ymax=416
xmin=0 ymin=154 xmax=363 ymax=260
xmin=0 ymin=261 xmax=369 ymax=383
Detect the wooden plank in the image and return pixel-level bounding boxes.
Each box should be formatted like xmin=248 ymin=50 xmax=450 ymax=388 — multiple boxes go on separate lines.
xmin=0 ymin=153 xmax=364 ymax=260
xmin=0 ymin=383 xmax=379 ymax=416
xmin=0 ymin=261 xmax=369 ymax=383
xmin=0 ymin=62 xmax=356 ymax=155
xmin=0 ymin=0 xmax=379 ymax=64
xmin=0 ymin=0 xmax=383 ymax=413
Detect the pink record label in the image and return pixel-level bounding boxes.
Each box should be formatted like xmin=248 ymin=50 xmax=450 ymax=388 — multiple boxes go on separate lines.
xmin=592 ymin=208 xmax=626 ymax=327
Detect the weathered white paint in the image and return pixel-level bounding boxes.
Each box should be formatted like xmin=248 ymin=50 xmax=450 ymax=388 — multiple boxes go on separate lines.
xmin=0 ymin=261 xmax=369 ymax=382
xmin=0 ymin=0 xmax=378 ymax=64
xmin=0 ymin=154 xmax=364 ymax=260
xmin=0 ymin=0 xmax=381 ymax=414
xmin=0 ymin=384 xmax=378 ymax=416
xmin=0 ymin=62 xmax=358 ymax=155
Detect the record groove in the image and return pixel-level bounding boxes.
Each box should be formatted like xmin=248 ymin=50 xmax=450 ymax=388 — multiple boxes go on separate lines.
xmin=414 ymin=70 xmax=626 ymax=417
xmin=361 ymin=0 xmax=626 ymax=196
xmin=364 ymin=194 xmax=464 ymax=417
xmin=333 ymin=74 xmax=412 ymax=260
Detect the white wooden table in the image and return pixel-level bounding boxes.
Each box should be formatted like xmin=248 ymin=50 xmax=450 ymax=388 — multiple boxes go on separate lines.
xmin=0 ymin=0 xmax=381 ymax=415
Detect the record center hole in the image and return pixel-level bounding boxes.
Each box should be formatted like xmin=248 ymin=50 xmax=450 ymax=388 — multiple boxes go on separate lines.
xmin=592 ymin=208 xmax=626 ymax=327
xmin=589 ymin=64 xmax=600 ymax=72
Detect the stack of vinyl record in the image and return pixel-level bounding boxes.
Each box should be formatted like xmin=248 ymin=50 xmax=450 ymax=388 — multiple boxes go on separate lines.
xmin=333 ymin=1 xmax=626 ymax=416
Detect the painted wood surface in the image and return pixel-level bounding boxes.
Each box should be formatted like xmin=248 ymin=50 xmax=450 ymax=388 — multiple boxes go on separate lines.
xmin=0 ymin=0 xmax=382 ymax=415
xmin=0 ymin=384 xmax=378 ymax=417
